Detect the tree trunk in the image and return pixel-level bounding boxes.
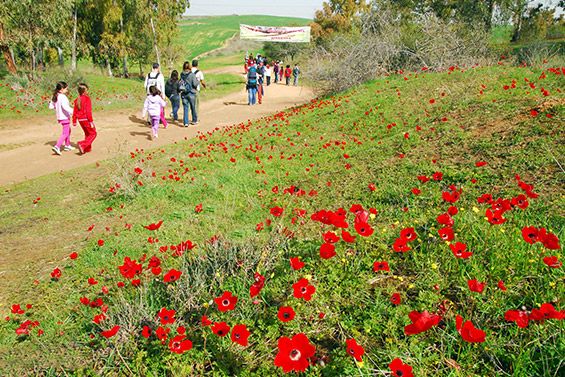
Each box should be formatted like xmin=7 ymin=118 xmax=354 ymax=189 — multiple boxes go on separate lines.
xmin=149 ymin=15 xmax=161 ymax=66
xmin=0 ymin=22 xmax=17 ymax=74
xmin=139 ymin=61 xmax=143 ymax=76
xmin=106 ymin=59 xmax=113 ymax=76
xmin=123 ymin=55 xmax=129 ymax=77
xmin=57 ymin=46 xmax=64 ymax=67
xmin=31 ymin=48 xmax=36 ymax=71
xmin=71 ymin=5 xmax=77 ymax=71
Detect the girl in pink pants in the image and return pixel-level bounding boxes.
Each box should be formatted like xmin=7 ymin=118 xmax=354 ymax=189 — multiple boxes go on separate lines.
xmin=48 ymin=81 xmax=74 ymax=155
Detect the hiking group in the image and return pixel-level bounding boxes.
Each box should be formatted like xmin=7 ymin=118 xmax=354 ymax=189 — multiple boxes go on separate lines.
xmin=244 ymin=53 xmax=300 ymax=106
xmin=47 ymin=54 xmax=301 ymax=155
xmin=47 ymin=59 xmax=206 ymax=155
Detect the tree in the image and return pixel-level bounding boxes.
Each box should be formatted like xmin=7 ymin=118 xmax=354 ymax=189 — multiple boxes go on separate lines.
xmin=311 ymin=0 xmax=370 ymax=42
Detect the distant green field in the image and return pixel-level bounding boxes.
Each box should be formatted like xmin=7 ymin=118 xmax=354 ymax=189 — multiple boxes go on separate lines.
xmin=176 ymin=15 xmax=311 ymax=62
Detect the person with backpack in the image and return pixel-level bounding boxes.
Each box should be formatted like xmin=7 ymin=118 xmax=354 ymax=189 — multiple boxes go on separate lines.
xmin=256 ymin=61 xmax=266 ymax=104
xmin=293 ymin=64 xmax=301 ymax=86
xmin=246 ymin=61 xmax=258 ymax=106
xmin=165 ymin=70 xmax=181 ymax=122
xmin=144 ymin=63 xmax=168 ymax=128
xmin=273 ymin=61 xmax=279 ymax=84
xmin=179 ymin=61 xmax=199 ymax=126
xmin=191 ymin=59 xmax=205 ymax=124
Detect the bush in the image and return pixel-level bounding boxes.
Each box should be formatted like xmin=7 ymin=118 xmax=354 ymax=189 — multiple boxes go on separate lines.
xmin=305 ymin=9 xmax=494 ymax=95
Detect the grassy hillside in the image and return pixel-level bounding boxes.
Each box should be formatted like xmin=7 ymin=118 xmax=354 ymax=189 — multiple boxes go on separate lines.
xmin=0 ymin=63 xmax=563 ymax=376
xmin=177 ymin=15 xmax=311 ymax=62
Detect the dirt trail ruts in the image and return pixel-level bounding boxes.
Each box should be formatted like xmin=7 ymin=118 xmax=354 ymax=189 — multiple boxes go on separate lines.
xmin=0 ymin=71 xmax=314 ymax=186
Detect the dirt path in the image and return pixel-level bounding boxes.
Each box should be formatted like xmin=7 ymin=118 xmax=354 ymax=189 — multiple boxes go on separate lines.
xmin=0 ymin=72 xmax=314 ymax=186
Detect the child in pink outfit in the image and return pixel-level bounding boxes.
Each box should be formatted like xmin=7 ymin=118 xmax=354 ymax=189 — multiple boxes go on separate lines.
xmin=142 ymin=85 xmax=167 ymax=140
xmin=48 ymin=81 xmax=74 ymax=155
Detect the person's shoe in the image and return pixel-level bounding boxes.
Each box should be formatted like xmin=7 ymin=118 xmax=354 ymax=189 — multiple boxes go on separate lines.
xmin=184 ymin=124 xmax=189 ymax=127
xmin=64 ymin=145 xmax=76 ymax=151
xmin=78 ymin=144 xmax=84 ymax=155
xmin=52 ymin=146 xmax=61 ymax=155
xmin=191 ymin=121 xmax=199 ymax=125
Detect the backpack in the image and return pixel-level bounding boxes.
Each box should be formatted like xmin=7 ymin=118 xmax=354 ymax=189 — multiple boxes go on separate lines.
xmin=146 ymin=72 xmax=160 ymax=92
xmin=293 ymin=67 xmax=300 ymax=76
xmin=180 ymin=71 xmax=198 ymax=96
xmin=247 ymin=66 xmax=257 ymax=87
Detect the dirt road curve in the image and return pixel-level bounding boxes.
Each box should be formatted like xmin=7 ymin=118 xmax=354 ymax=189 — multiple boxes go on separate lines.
xmin=0 ymin=74 xmax=314 ymax=186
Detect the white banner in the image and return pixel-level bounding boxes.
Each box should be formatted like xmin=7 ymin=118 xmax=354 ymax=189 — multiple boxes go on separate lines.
xmin=240 ymin=24 xmax=311 ymax=43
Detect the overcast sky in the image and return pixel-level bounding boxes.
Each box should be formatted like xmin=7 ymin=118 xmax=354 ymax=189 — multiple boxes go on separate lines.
xmin=185 ymin=0 xmax=563 ymax=19
xmin=185 ymin=0 xmax=324 ymax=19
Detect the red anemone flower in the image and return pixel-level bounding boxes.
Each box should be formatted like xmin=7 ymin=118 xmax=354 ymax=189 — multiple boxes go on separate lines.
xmin=168 ymin=335 xmax=192 ymax=354
xmin=278 ymin=306 xmax=296 ymax=322
xmin=163 ymin=269 xmax=182 ymax=283
xmin=354 ymin=221 xmax=374 ymax=237
xmin=389 ymin=358 xmax=414 ymax=377
xmin=390 ymin=293 xmax=402 ymax=305
xmin=292 ymin=278 xmax=316 ymax=301
xmin=341 ymin=230 xmax=356 ymax=243
xmin=467 ymin=279 xmax=486 ymax=293
xmin=486 ymin=208 xmax=506 ymax=225
xmin=50 ymin=267 xmax=62 ymax=280
xmin=231 ymin=324 xmax=251 ymax=346
xmin=289 ymin=257 xmax=305 ymax=270
xmin=399 ymin=227 xmax=417 ymax=242
xmin=456 ymin=315 xmax=486 ymax=343
xmin=505 ymin=309 xmax=529 ymax=328
xmin=100 ymin=325 xmax=120 ymax=338
xmin=214 ymin=291 xmax=238 ymax=312
xmin=522 ymin=226 xmax=540 ymax=244
xmin=274 ymin=333 xmax=316 ymax=373
xmin=529 ymin=303 xmax=565 ymax=322
xmin=319 ymin=243 xmax=336 ymax=259
xmin=543 ymin=256 xmax=562 ymax=268
xmin=322 ymin=231 xmax=340 ymax=244
xmin=373 ymin=261 xmax=390 ymax=272
xmin=211 ymin=321 xmax=230 ymax=337
xmin=345 ymin=338 xmax=365 ymax=362
xmin=450 ymin=242 xmax=473 ymax=259
xmin=393 ymin=238 xmax=411 ymax=253
xmin=143 ymin=220 xmax=163 ymax=231
xmin=270 ymin=206 xmax=284 ymax=217
xmin=404 ymin=310 xmax=441 ymax=335
xmin=438 ymin=227 xmax=454 ymax=241
xmin=158 ymin=308 xmax=176 ymax=325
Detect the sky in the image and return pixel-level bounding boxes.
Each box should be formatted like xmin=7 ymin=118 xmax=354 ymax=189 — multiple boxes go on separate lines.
xmin=185 ymin=0 xmax=324 ymax=19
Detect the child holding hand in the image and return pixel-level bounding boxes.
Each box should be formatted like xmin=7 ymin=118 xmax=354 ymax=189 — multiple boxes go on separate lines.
xmin=143 ymin=85 xmax=167 ymax=140
xmin=72 ymin=83 xmax=97 ymax=154
xmin=49 ymin=81 xmax=74 ymax=155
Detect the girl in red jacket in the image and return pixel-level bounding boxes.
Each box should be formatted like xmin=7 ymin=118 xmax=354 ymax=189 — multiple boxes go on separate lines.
xmin=72 ymin=83 xmax=97 ymax=154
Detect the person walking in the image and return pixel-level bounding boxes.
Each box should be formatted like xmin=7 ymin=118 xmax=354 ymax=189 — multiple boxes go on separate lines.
xmin=284 ymin=65 xmax=292 ymax=85
xmin=256 ymin=61 xmax=265 ymax=104
xmin=265 ymin=63 xmax=272 ymax=86
xmin=165 ymin=70 xmax=181 ymax=122
xmin=191 ymin=59 xmax=205 ymax=124
xmin=273 ymin=61 xmax=279 ymax=84
xmin=72 ymin=83 xmax=97 ymax=154
xmin=142 ymin=86 xmax=167 ymax=140
xmin=246 ymin=61 xmax=258 ymax=105
xmin=144 ymin=63 xmax=168 ymax=128
xmin=180 ymin=61 xmax=199 ymax=126
xmin=293 ymin=64 xmax=301 ymax=86
xmin=48 ymin=81 xmax=74 ymax=155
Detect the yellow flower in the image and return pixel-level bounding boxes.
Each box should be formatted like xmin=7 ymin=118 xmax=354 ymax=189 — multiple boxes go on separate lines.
xmin=408 ymin=283 xmax=415 ymax=289
xmin=305 ymin=274 xmax=312 ymax=280
xmin=549 ymin=281 xmax=556 ymax=288
xmin=460 ymin=207 xmax=465 ymax=211
xmin=500 ymin=228 xmax=505 ymax=233
xmin=431 ymin=263 xmax=438 ymax=270
xmin=356 ymin=360 xmax=365 ymax=368
xmin=472 ymin=206 xmax=480 ymax=213
xmin=370 ymin=213 xmax=376 ymax=220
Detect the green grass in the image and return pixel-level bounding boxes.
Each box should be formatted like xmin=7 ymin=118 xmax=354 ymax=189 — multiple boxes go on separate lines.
xmin=0 ymin=63 xmax=563 ymax=376
xmin=176 ymin=15 xmax=311 ymax=62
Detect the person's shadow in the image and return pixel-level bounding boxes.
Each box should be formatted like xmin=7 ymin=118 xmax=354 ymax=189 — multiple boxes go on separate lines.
xmin=130 ymin=131 xmax=152 ymax=141
xmin=129 ymin=114 xmax=148 ymax=127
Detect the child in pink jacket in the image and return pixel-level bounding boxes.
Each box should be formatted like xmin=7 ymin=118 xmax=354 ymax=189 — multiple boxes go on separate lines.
xmin=48 ymin=81 xmax=74 ymax=155
xmin=142 ymin=85 xmax=167 ymax=140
